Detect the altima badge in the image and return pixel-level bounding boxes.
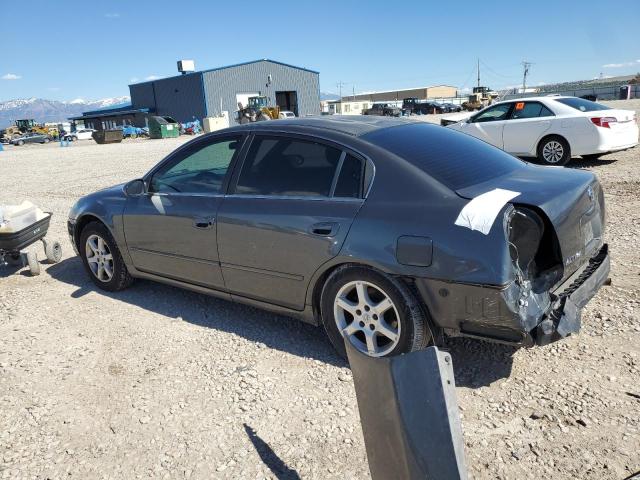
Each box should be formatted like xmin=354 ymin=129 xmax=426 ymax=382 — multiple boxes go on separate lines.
xmin=565 ymin=251 xmax=582 ymax=266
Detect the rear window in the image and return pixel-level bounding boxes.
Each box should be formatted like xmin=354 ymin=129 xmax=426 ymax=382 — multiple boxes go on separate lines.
xmin=364 ymin=123 xmax=526 ymax=190
xmin=554 ymin=97 xmax=611 ymax=112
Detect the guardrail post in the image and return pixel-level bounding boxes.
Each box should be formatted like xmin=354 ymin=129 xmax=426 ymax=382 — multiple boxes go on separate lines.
xmin=345 ymin=342 xmax=468 ymax=480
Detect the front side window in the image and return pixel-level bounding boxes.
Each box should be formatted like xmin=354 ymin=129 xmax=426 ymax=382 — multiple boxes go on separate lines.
xmin=472 ymin=103 xmax=512 ymax=123
xmin=150 ymin=137 xmax=240 ymax=194
xmin=235 ymin=136 xmax=343 ymax=197
xmin=511 ymin=101 xmax=555 ymax=119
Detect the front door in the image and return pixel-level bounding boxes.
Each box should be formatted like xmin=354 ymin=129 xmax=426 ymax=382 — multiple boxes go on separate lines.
xmin=123 ymin=134 xmax=243 ymax=289
xmin=502 ymin=101 xmax=554 ymax=155
xmin=217 ymin=134 xmax=367 ymax=310
xmin=461 ymin=103 xmax=513 ymax=148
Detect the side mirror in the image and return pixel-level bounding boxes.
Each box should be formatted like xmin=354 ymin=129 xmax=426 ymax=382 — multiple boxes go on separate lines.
xmin=124 ymin=179 xmax=145 ymax=196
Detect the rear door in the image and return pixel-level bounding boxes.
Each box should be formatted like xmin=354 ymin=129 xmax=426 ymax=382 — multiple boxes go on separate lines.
xmin=122 ymin=134 xmax=244 ymax=289
xmin=458 ymin=103 xmax=512 ymax=148
xmin=217 ymin=134 xmax=367 ymax=310
xmin=502 ymin=101 xmax=554 ymax=155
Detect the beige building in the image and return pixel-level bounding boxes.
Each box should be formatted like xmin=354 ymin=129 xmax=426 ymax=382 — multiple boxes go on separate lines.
xmin=326 ymin=100 xmax=374 ymax=115
xmin=344 ymin=85 xmax=457 ymax=102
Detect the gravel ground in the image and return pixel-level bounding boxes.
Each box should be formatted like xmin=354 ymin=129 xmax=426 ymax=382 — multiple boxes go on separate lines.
xmin=1 ymin=101 xmax=639 ymax=479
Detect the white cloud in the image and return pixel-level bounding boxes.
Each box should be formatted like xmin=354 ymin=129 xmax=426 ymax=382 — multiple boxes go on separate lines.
xmin=144 ymin=75 xmax=159 ymax=81
xmin=1 ymin=73 xmax=21 ymax=80
xmin=602 ymin=61 xmax=635 ymax=68
xmin=105 ymin=13 xmax=120 ymax=18
xmin=130 ymin=77 xmax=140 ymax=83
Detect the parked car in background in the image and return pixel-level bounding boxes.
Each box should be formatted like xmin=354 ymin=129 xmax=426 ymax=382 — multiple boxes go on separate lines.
xmin=442 ymin=102 xmax=463 ymax=112
xmin=447 ymin=96 xmax=638 ymax=165
xmin=65 ymin=129 xmax=96 ymax=141
xmin=402 ymin=98 xmax=446 ymax=115
xmin=279 ymin=111 xmax=296 ymax=119
xmin=10 ymin=132 xmax=52 ymax=146
xmin=68 ymin=117 xmax=609 ymax=359
xmin=364 ymin=103 xmax=401 ymax=117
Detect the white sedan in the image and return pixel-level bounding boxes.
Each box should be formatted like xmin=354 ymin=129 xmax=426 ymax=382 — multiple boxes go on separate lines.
xmin=447 ymin=96 xmax=638 ymax=165
xmin=279 ymin=110 xmax=296 ymax=119
xmin=65 ymin=128 xmax=96 ymax=141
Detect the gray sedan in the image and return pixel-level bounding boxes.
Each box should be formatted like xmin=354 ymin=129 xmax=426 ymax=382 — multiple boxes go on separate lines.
xmin=11 ymin=132 xmax=52 ymax=145
xmin=68 ymin=117 xmax=609 ymax=358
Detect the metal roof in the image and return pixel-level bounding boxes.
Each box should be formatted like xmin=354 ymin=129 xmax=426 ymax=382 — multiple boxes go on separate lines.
xmin=129 ymin=59 xmax=319 ymax=87
xmin=68 ymin=107 xmax=150 ymax=121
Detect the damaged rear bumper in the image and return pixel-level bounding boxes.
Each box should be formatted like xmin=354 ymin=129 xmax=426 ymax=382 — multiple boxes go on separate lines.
xmin=414 ymin=244 xmax=610 ymax=346
xmin=533 ymin=244 xmax=610 ymax=346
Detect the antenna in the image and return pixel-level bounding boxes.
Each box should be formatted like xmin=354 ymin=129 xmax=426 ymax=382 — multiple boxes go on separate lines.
xmin=521 ymin=61 xmax=533 ymax=92
xmin=477 ymin=58 xmax=480 ymax=88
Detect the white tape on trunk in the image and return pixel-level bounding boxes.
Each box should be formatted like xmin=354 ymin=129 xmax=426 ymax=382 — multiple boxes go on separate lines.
xmin=455 ymin=188 xmax=520 ymax=235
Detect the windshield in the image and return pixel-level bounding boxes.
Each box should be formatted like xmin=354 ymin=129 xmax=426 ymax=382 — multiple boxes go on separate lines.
xmin=364 ymin=123 xmax=527 ymax=190
xmin=554 ymin=97 xmax=611 ymax=112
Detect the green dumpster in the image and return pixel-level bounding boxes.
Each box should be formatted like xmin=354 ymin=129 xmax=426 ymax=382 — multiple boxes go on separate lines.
xmin=148 ymin=116 xmax=180 ymax=139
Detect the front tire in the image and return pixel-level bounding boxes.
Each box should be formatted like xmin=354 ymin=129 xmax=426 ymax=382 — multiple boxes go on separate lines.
xmin=79 ymin=221 xmax=133 ymax=291
xmin=321 ymin=265 xmax=430 ymax=359
xmin=537 ymin=135 xmax=570 ymax=166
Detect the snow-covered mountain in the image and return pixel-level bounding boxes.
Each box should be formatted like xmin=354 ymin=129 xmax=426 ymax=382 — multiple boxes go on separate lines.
xmin=0 ymin=96 xmax=131 ymax=129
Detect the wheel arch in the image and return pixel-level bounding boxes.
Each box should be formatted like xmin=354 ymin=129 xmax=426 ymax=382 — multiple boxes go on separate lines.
xmin=537 ymin=133 xmax=571 ymax=155
xmin=308 ymin=260 xmax=394 ymax=323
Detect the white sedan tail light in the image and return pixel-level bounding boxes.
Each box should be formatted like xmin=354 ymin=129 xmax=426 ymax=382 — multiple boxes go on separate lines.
xmin=590 ymin=117 xmax=618 ymax=128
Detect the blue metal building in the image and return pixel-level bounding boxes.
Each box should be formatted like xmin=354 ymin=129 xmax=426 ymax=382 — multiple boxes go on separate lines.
xmin=129 ymin=59 xmax=321 ymax=124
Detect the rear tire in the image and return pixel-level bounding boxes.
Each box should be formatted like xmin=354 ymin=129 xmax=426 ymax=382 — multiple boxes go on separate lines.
xmin=321 ymin=265 xmax=431 ymax=359
xmin=537 ymin=135 xmax=570 ymax=166
xmin=79 ymin=221 xmax=133 ymax=291
xmin=17 ymin=140 xmax=24 ymax=146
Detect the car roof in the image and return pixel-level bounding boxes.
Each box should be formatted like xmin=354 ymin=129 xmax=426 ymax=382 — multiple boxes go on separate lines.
xmin=229 ymin=115 xmax=420 ymax=137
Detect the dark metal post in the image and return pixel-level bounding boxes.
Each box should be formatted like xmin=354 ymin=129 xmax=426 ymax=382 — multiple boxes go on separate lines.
xmin=345 ymin=343 xmax=468 ymax=480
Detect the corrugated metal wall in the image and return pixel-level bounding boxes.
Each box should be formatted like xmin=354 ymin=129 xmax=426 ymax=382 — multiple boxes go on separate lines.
xmin=129 ymin=83 xmax=156 ymax=110
xmin=202 ymin=60 xmax=320 ymax=124
xmin=129 ymin=73 xmax=206 ymax=123
xmin=129 ymin=60 xmax=320 ymax=125
xmin=151 ymin=73 xmax=207 ymax=122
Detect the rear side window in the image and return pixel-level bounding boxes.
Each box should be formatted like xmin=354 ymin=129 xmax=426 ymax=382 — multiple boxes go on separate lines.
xmin=511 ymin=102 xmax=555 ymax=119
xmin=554 ymin=97 xmax=610 ymax=112
xmin=235 ymin=137 xmax=342 ymax=197
xmin=364 ymin=123 xmax=526 ymax=191
xmin=334 ymin=154 xmax=364 ymax=198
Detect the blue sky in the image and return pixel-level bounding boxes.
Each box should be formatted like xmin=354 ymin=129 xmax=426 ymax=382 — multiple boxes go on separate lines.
xmin=1 ymin=0 xmax=639 ymax=101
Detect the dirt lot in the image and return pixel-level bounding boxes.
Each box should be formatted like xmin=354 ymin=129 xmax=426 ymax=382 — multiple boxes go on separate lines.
xmin=1 ymin=102 xmax=639 ymax=479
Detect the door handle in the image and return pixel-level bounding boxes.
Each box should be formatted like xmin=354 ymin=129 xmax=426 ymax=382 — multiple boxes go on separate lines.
xmin=193 ymin=216 xmax=215 ymax=229
xmin=310 ymin=222 xmax=339 ymax=237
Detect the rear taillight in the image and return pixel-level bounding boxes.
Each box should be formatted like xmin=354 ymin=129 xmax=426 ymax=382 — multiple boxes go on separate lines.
xmin=590 ymin=116 xmax=618 ymax=128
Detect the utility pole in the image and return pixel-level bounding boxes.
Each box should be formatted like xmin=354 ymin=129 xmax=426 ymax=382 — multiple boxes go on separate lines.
xmin=336 ymin=81 xmax=346 ymax=101
xmin=477 ymin=58 xmax=480 ymax=88
xmin=521 ymin=61 xmax=532 ymax=92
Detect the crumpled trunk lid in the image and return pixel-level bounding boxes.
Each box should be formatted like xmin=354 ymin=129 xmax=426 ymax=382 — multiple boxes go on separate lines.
xmin=456 ymin=164 xmax=605 ymax=282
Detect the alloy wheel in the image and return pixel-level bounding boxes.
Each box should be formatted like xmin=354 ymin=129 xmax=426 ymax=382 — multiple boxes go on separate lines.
xmin=333 ymin=280 xmax=401 ymax=357
xmin=542 ymin=140 xmax=564 ymax=163
xmin=85 ymin=234 xmax=114 ymax=282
